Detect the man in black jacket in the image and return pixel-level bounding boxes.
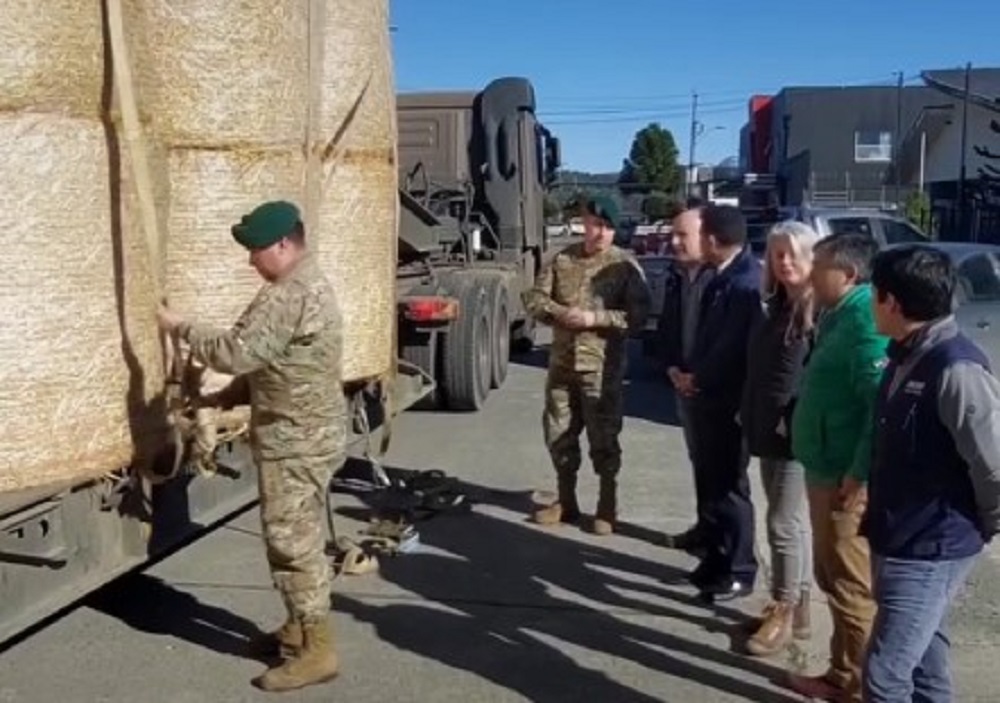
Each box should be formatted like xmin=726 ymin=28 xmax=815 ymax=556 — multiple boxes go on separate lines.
xmin=686 ymin=204 xmax=762 ymax=601
xmin=656 ymin=206 xmax=714 ymax=553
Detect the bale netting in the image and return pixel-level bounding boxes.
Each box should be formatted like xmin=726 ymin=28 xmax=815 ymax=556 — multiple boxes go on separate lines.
xmin=0 ymin=0 xmax=104 ymax=117
xmin=163 ymin=147 xmax=307 ymax=328
xmin=0 ymin=115 xmax=164 ymax=492
xmin=129 ymin=0 xmax=310 ymax=147
xmin=313 ymin=0 xmax=397 ymax=383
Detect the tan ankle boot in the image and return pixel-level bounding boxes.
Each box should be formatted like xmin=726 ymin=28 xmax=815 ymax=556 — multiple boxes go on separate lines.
xmin=252 ymin=621 xmax=339 ymax=692
xmin=248 ymin=617 xmax=303 ymax=659
xmin=531 ymin=501 xmax=581 ymax=525
xmin=532 ymin=474 xmax=580 ymax=526
xmin=745 ymin=602 xmax=793 ymax=656
xmin=592 ymin=475 xmax=617 ymax=535
xmin=793 ymin=589 xmax=811 ymax=640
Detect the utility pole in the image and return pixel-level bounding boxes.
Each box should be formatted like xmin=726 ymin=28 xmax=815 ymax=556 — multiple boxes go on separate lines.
xmin=893 ymin=70 xmax=904 ymax=207
xmin=959 ymin=62 xmax=972 ymax=239
xmin=687 ymin=91 xmax=698 ymax=199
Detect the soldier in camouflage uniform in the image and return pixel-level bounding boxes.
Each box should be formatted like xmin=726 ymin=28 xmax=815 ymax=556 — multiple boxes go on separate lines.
xmin=157 ymin=200 xmax=345 ymax=693
xmin=523 ymin=195 xmax=651 ymax=535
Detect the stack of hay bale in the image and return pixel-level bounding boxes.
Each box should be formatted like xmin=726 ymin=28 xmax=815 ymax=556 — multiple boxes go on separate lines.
xmin=0 ymin=1 xmax=163 ymax=492
xmin=312 ymin=0 xmax=399 ymax=384
xmin=0 ymin=0 xmax=399 ymax=493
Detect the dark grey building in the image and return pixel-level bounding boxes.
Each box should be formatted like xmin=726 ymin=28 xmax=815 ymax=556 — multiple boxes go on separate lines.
xmin=740 ymin=86 xmax=940 ymax=207
xmin=762 ymin=85 xmax=941 ymax=207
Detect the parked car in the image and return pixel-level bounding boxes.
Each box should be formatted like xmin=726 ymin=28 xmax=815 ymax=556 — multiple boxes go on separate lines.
xmin=779 ymin=206 xmax=931 ymax=247
xmin=894 ymin=242 xmax=1000 ymax=366
xmin=634 ymin=254 xmax=674 ymax=356
xmin=545 ymin=222 xmax=571 ymax=238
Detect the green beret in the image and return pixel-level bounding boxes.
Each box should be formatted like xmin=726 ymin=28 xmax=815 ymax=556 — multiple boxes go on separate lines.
xmin=583 ymin=194 xmax=620 ymax=229
xmin=231 ymin=200 xmax=301 ymax=250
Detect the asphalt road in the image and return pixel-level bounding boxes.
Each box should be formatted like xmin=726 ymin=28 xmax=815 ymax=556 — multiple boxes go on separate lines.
xmin=1 ymin=338 xmax=999 ymax=702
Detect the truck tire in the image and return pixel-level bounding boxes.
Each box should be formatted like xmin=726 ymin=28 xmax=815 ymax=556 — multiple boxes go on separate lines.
xmin=442 ymin=279 xmax=492 ymax=411
xmin=483 ymin=275 xmax=510 ymax=389
xmin=401 ymin=333 xmax=441 ymax=410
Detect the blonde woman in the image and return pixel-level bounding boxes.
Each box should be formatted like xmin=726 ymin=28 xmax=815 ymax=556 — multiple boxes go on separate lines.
xmin=740 ymin=220 xmax=819 ymax=656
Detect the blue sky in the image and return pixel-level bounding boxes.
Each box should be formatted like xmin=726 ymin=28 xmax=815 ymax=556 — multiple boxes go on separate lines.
xmin=389 ymin=0 xmax=1000 ymax=173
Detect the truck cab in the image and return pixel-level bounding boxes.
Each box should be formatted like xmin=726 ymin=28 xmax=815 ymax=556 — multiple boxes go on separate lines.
xmin=395 ymin=77 xmax=561 ymax=412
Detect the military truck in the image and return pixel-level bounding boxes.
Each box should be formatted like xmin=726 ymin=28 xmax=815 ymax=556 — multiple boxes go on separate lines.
xmin=0 ymin=75 xmax=556 ymax=647
xmin=394 ymin=77 xmax=562 ymax=411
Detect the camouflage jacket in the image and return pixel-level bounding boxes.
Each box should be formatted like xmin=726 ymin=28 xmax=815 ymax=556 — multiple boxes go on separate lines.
xmin=523 ymin=242 xmax=651 ymax=374
xmin=181 ymin=254 xmax=346 ymax=462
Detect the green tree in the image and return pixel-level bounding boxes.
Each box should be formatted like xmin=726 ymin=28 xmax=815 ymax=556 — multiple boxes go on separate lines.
xmin=641 ymin=192 xmax=681 ymax=222
xmin=543 ymin=194 xmax=562 ymax=221
xmin=619 ymin=123 xmax=682 ymax=195
xmin=904 ymin=191 xmax=931 ymax=231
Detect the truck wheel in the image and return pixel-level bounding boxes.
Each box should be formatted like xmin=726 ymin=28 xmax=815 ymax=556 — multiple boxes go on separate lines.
xmin=483 ymin=275 xmax=510 ymax=389
xmin=401 ymin=333 xmax=441 ymax=410
xmin=442 ymin=279 xmax=492 ymax=411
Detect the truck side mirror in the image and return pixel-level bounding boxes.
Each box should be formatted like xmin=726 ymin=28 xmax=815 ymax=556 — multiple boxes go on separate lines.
xmin=545 ymin=137 xmax=562 ymax=180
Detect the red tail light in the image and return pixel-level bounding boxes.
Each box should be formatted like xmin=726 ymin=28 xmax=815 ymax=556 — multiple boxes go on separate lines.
xmin=402 ymin=296 xmax=459 ymax=322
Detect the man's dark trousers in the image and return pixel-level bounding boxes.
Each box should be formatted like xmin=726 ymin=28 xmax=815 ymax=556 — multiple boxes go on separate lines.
xmin=689 ymin=395 xmax=757 ymax=585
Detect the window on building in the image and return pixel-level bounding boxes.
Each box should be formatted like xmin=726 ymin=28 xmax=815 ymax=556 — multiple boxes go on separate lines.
xmin=854 ymin=130 xmax=892 ymax=163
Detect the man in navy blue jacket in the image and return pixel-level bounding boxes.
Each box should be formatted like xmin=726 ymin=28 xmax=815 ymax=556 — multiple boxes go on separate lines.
xmin=684 ymin=204 xmax=762 ymax=601
xmin=864 ymin=245 xmax=1000 ymax=702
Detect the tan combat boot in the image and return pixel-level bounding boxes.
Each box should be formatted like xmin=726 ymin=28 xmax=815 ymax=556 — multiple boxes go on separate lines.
xmin=532 ymin=474 xmax=581 ymax=526
xmin=745 ymin=601 xmax=793 ymax=656
xmin=793 ymin=588 xmax=812 ymax=640
xmin=251 ymin=620 xmax=339 ymax=692
xmin=592 ymin=475 xmax=617 ymax=536
xmin=248 ymin=616 xmax=303 ymax=659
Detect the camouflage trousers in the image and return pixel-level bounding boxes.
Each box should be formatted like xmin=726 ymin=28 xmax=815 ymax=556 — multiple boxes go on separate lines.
xmin=257 ymin=451 xmax=342 ymax=625
xmin=543 ymin=366 xmax=624 ymax=478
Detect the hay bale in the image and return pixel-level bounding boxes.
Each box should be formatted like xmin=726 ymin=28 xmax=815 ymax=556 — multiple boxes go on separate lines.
xmin=164 ymin=147 xmax=307 ymax=327
xmin=0 ymin=115 xmax=164 ymax=492
xmin=313 ymin=0 xmax=398 ymax=383
xmin=0 ymin=0 xmax=104 ymax=117
xmin=130 ymin=0 xmax=310 ymax=147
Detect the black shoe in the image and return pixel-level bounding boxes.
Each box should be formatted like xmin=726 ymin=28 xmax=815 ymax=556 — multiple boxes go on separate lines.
xmin=687 ymin=560 xmax=718 ymax=589
xmin=697 ymin=577 xmax=753 ymax=604
xmin=665 ymin=527 xmax=707 ymax=556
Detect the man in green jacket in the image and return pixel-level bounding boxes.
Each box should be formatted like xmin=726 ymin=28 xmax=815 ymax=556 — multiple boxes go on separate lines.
xmin=787 ymin=232 xmax=889 ymax=703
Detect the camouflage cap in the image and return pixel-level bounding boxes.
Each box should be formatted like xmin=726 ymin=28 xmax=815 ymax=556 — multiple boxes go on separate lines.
xmin=231 ymin=200 xmax=301 ymax=250
xmin=583 ymin=194 xmax=620 ymax=229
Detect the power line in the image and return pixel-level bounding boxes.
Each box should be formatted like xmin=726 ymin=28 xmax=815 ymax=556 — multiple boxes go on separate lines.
xmin=538 ymin=97 xmax=746 ymax=117
xmin=544 ymin=105 xmax=744 ymax=126
xmin=542 ymin=88 xmax=748 ymax=104
xmin=540 ymin=72 xmax=922 ymax=106
xmin=540 ymin=71 xmax=932 ymax=126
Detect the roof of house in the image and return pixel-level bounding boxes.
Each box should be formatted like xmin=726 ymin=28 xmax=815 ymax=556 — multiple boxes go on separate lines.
xmin=922 ymin=68 xmax=1000 ymax=113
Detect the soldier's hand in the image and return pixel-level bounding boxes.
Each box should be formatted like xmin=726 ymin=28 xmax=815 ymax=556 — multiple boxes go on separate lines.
xmin=157 ymin=304 xmax=185 ymax=333
xmin=561 ymin=307 xmax=594 ymax=329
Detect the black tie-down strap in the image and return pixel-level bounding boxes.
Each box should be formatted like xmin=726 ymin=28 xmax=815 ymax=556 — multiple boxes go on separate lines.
xmin=331 ymin=467 xmax=472 ymax=522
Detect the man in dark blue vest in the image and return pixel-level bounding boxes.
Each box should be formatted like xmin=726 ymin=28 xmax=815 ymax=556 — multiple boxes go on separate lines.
xmin=863 ymin=245 xmax=1000 ymax=702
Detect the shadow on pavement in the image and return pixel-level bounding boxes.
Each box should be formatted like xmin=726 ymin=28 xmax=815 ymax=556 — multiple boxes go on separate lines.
xmin=334 ymin=475 xmax=798 ymax=703
xmin=88 ymin=573 xmax=271 ymax=664
xmin=509 ymin=345 xmax=550 ymax=371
